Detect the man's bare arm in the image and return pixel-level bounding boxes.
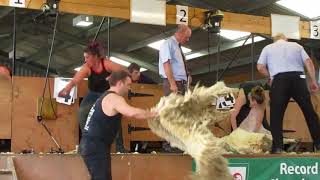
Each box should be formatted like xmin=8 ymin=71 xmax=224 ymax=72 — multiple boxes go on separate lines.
xmin=108 ymin=95 xmax=157 ymax=119
xmin=305 ymin=58 xmax=317 ymax=82
xmin=257 ymin=64 xmax=270 ymax=78
xmin=230 ymin=89 xmax=246 ymax=130
xmin=304 ymin=58 xmax=319 ymax=93
xmin=59 ymin=65 xmax=90 ymax=97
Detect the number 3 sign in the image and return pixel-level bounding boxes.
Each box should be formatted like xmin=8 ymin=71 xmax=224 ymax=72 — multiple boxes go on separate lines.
xmin=310 ymin=20 xmax=320 ymax=39
xmin=176 ymin=5 xmax=188 ymax=25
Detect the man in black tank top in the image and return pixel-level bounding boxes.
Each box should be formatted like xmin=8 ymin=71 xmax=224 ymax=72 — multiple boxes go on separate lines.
xmin=80 ymin=71 xmax=158 ymax=180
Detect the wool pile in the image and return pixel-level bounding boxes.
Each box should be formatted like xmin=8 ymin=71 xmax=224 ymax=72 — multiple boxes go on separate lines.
xmin=149 ymin=82 xmax=236 ymax=180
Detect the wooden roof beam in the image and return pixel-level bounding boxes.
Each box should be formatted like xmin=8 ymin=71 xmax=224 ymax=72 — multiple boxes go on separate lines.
xmin=0 ymin=0 xmax=311 ymax=38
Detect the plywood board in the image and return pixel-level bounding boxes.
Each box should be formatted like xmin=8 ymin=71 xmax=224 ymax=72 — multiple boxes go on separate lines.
xmin=0 ymin=0 xmax=313 ymax=38
xmin=13 ymin=155 xmax=90 ymax=180
xmin=123 ymin=84 xmax=164 ymax=147
xmin=11 ymin=77 xmax=79 ymax=153
xmin=0 ymin=75 xmax=12 ymax=139
xmin=77 ymin=80 xmax=88 ymax=98
xmin=112 ymin=154 xmax=192 ymax=180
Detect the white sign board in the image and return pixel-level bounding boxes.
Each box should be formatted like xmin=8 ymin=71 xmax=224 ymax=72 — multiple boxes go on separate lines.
xmin=54 ymin=78 xmax=77 ymax=105
xmin=271 ymin=14 xmax=300 ymax=40
xmin=9 ymin=0 xmax=25 ymax=8
xmin=130 ymin=0 xmax=166 ymax=26
xmin=176 ymin=5 xmax=188 ymax=25
xmin=310 ymin=20 xmax=320 ymax=39
xmin=216 ymin=93 xmax=235 ymax=110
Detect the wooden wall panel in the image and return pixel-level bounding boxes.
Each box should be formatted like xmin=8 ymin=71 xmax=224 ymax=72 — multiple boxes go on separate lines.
xmin=1 ymin=154 xmax=192 ymax=180
xmin=13 ymin=155 xmax=90 ymax=180
xmin=312 ymin=93 xmax=320 ymax=119
xmin=193 ymin=68 xmax=265 ymax=86
xmin=0 ymin=1 xmax=312 ymax=38
xmin=122 ymin=84 xmax=164 ymax=149
xmin=11 ymin=77 xmax=79 ymax=153
xmin=77 ymin=80 xmax=88 ymax=99
xmin=0 ymin=76 xmax=12 ymax=139
xmin=265 ymin=91 xmax=320 ymax=142
xmin=112 ymin=154 xmax=192 ymax=180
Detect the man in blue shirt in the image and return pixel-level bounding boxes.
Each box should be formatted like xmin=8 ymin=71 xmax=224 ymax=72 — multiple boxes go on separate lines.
xmin=159 ymin=25 xmax=191 ymax=96
xmin=257 ymin=33 xmax=320 ymax=153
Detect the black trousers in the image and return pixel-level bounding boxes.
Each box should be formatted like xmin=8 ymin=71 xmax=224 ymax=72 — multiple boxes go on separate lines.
xmin=270 ymin=72 xmax=320 ymax=150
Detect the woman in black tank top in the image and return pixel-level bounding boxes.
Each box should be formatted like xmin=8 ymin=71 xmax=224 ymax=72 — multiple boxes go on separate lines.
xmin=58 ymin=41 xmax=124 ymax=132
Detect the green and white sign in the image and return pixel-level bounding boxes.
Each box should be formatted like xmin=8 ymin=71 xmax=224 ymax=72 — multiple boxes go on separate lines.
xmin=228 ymin=157 xmax=320 ymax=180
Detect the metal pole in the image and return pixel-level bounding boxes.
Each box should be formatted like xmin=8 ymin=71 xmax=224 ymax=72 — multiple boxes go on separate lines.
xmin=10 ymin=8 xmax=16 ymax=134
xmin=217 ymin=35 xmax=251 ymax=81
xmin=93 ymin=17 xmax=106 ymax=41
xmin=41 ymin=121 xmax=63 ymax=151
xmin=39 ymin=12 xmax=59 ymax=120
xmin=37 ymin=11 xmax=64 ymax=153
xmin=12 ymin=8 xmax=16 ymax=77
xmin=207 ymin=31 xmax=211 ymax=73
xmin=216 ymin=33 xmax=221 ymax=81
xmin=107 ymin=17 xmax=111 ymax=57
xmin=251 ymin=33 xmax=255 ymax=80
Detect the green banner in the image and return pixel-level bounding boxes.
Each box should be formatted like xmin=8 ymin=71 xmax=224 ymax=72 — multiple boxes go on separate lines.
xmin=228 ymin=157 xmax=320 ymax=180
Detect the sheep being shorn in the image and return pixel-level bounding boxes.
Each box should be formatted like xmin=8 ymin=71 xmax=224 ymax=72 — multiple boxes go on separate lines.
xmin=148 ymin=82 xmax=236 ymax=180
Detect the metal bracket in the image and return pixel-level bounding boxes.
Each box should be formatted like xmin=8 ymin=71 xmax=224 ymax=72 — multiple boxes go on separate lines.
xmin=128 ymin=90 xmax=154 ymax=100
xmin=128 ymin=124 xmax=150 ymax=134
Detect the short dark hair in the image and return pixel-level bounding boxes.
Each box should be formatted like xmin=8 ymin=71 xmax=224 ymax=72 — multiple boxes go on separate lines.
xmin=108 ymin=70 xmax=131 ymax=86
xmin=84 ymin=41 xmax=105 ymax=58
xmin=128 ymin=63 xmax=140 ymax=73
xmin=250 ymin=86 xmax=265 ymax=104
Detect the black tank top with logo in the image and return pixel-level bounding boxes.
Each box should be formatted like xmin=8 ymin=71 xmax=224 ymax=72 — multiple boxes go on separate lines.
xmin=82 ymin=91 xmax=122 ymax=144
xmin=88 ymin=59 xmax=111 ymax=93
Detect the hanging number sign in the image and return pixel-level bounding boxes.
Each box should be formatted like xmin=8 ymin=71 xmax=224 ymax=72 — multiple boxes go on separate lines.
xmin=176 ymin=5 xmax=188 ymax=25
xmin=310 ymin=20 xmax=320 ymax=39
xmin=9 ymin=0 xmax=25 ymax=8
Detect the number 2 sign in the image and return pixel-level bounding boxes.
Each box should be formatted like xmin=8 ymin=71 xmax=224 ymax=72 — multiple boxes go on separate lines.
xmin=310 ymin=20 xmax=320 ymax=39
xmin=9 ymin=0 xmax=25 ymax=8
xmin=176 ymin=5 xmax=188 ymax=25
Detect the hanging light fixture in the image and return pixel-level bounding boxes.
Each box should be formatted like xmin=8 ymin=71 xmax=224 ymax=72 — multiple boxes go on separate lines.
xmin=73 ymin=15 xmax=93 ymax=27
xmin=203 ymin=10 xmax=224 ymax=34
